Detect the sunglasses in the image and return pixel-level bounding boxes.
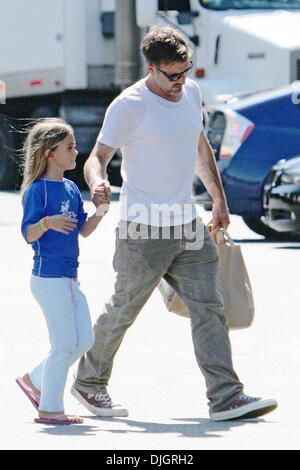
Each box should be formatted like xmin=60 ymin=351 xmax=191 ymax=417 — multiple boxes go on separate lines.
xmin=157 ymin=61 xmax=194 ymax=82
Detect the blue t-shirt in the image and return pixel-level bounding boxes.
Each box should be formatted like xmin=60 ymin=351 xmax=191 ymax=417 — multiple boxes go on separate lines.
xmin=21 ymin=178 xmax=88 ymax=278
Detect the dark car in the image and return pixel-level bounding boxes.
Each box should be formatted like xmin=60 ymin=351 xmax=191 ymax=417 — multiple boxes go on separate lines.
xmin=194 ymin=82 xmax=300 ymax=240
xmin=263 ymin=156 xmax=300 ymax=239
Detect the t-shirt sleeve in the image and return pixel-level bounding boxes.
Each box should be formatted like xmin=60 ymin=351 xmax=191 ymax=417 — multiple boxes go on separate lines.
xmin=97 ymin=98 xmax=138 ymax=149
xmin=21 ymin=183 xmax=46 ymax=243
xmin=194 ymin=82 xmax=204 ymax=128
xmin=76 ymin=189 xmax=88 ymax=230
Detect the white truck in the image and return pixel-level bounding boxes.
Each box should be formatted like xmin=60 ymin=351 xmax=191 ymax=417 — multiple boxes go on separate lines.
xmin=1 ymin=0 xmax=300 ymax=189
xmin=137 ymin=0 xmax=300 ymax=104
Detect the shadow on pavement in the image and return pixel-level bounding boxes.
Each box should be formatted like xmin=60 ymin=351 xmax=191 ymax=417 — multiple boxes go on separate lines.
xmin=76 ymin=416 xmax=264 ymax=439
xmin=37 ymin=425 xmax=99 ymax=436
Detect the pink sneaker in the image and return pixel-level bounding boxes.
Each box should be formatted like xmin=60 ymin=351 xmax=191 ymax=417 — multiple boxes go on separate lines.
xmin=210 ymin=393 xmax=278 ymax=421
xmin=71 ymin=384 xmax=128 ymax=417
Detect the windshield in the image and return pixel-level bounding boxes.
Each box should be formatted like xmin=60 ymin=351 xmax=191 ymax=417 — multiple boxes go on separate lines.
xmin=199 ymin=0 xmax=300 ymax=10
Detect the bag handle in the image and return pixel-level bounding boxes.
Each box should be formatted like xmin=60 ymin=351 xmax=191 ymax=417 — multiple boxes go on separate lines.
xmin=209 ymin=227 xmax=235 ymax=246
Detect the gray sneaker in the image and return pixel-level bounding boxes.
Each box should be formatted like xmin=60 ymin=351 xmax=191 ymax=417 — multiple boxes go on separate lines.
xmin=71 ymin=385 xmax=129 ymax=417
xmin=210 ymin=393 xmax=278 ymax=421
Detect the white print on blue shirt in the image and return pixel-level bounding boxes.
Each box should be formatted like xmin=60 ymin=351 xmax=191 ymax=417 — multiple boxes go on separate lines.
xmin=21 ymin=178 xmax=88 ymax=278
xmin=60 ymin=199 xmax=77 ymax=218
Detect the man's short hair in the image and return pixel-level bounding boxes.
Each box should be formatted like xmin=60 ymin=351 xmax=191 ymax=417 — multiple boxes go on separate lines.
xmin=140 ymin=26 xmax=192 ymax=66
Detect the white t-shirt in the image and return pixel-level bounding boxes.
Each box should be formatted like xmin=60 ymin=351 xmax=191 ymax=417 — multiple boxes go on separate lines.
xmin=97 ymin=77 xmax=204 ymax=226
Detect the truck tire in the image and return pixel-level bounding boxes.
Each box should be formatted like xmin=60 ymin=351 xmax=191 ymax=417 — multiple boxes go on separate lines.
xmin=242 ymin=216 xmax=300 ymax=241
xmin=0 ymin=118 xmax=17 ymax=190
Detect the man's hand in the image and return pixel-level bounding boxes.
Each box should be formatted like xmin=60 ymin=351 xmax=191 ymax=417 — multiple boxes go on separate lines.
xmin=210 ymin=199 xmax=230 ymax=230
xmin=91 ymin=179 xmax=111 ymax=199
xmin=91 ymin=180 xmax=111 ymax=214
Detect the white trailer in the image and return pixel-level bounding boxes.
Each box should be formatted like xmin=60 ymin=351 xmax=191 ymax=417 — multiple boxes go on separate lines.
xmin=0 ymin=0 xmax=119 ymax=99
xmin=0 ymin=0 xmax=122 ymax=189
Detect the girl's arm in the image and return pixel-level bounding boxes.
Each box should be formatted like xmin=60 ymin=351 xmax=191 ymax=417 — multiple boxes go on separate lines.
xmin=79 ymin=200 xmax=110 ymax=238
xmin=26 ymin=214 xmax=78 ymax=243
xmin=79 ymin=212 xmax=104 ymax=238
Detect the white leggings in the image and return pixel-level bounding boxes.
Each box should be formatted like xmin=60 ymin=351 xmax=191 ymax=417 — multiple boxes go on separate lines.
xmin=29 ymin=275 xmax=94 ymax=412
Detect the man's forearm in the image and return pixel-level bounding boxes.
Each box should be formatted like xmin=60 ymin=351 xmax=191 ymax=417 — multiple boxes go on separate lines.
xmin=84 ymin=152 xmax=108 ymax=189
xmin=196 ymin=133 xmax=227 ymax=204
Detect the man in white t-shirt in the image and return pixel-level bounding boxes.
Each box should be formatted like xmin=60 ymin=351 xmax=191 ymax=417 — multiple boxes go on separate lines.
xmin=71 ymin=27 xmax=277 ymax=421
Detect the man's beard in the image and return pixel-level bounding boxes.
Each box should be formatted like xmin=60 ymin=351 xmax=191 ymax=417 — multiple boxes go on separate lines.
xmin=169 ymin=83 xmax=182 ymax=94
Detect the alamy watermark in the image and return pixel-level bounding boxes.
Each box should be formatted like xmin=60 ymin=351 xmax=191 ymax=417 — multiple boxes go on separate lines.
xmin=101 ymin=197 xmax=207 ymax=251
xmin=0 ymin=80 xmax=6 ymax=104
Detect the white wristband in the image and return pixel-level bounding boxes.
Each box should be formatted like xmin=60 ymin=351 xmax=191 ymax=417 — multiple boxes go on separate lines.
xmin=96 ymin=207 xmax=106 ymax=216
xmin=96 ymin=202 xmax=110 ymax=217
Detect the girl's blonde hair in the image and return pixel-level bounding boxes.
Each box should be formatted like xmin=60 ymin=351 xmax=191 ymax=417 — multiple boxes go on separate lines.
xmin=20 ymin=118 xmax=73 ymax=196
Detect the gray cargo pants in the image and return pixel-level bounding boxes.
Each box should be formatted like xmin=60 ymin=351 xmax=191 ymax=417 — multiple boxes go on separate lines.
xmin=75 ymin=219 xmax=243 ymax=412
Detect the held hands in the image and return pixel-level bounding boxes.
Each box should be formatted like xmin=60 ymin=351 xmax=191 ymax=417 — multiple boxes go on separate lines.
xmin=48 ymin=213 xmax=78 ymax=235
xmin=91 ymin=180 xmax=111 ymax=216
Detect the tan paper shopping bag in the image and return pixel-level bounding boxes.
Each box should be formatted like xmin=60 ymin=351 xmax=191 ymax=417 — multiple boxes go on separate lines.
xmin=157 ymin=228 xmax=255 ymax=330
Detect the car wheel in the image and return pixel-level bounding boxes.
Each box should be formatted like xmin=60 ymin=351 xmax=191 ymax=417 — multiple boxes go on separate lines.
xmin=242 ymin=216 xmax=300 ymax=241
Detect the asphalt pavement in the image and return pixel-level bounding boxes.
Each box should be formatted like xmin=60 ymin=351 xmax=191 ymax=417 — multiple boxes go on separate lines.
xmin=1 ymin=189 xmax=300 ymax=451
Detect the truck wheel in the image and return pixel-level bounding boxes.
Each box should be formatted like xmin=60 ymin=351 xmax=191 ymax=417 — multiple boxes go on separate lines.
xmin=0 ymin=118 xmax=17 ymax=190
xmin=242 ymin=216 xmax=300 ymax=241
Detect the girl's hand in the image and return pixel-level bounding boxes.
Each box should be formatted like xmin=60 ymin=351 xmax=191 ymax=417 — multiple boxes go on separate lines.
xmin=91 ymin=180 xmax=112 ymax=200
xmin=92 ymin=189 xmax=110 ymax=206
xmin=92 ymin=190 xmax=111 ymax=215
xmin=95 ymin=201 xmax=110 ymax=216
xmin=48 ymin=214 xmax=78 ymax=235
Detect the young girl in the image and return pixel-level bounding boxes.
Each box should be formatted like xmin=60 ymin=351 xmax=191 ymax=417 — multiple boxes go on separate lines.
xmin=16 ymin=118 xmax=109 ymax=425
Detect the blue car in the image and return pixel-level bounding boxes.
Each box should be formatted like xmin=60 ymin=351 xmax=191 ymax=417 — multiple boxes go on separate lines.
xmin=194 ymin=82 xmax=300 ymax=240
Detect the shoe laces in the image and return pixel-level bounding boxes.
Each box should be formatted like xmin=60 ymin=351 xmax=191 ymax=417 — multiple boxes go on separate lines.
xmin=89 ymin=388 xmax=112 ymax=406
xmin=237 ymin=393 xmax=259 ymax=402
